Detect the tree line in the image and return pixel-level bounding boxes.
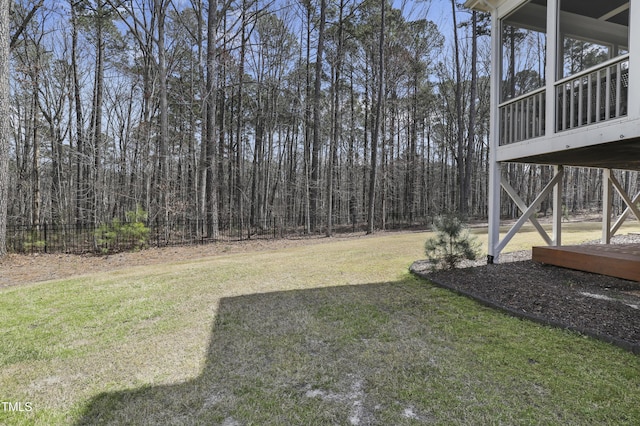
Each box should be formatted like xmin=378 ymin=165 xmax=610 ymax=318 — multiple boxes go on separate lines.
xmin=0 ymin=0 xmax=637 ymax=255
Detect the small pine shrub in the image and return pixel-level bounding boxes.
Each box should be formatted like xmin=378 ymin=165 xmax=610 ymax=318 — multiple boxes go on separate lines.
xmin=23 ymin=233 xmax=46 ymax=252
xmin=96 ymin=205 xmax=150 ymax=254
xmin=425 ymin=215 xmax=480 ymax=270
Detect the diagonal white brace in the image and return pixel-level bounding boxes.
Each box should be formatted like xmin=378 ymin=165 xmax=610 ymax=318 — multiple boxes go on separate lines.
xmin=501 ymin=177 xmax=553 ymax=246
xmin=496 ymin=167 xmax=564 ymax=255
xmin=612 ymin=192 xmax=640 ymax=235
xmin=608 ymin=175 xmax=640 ymax=236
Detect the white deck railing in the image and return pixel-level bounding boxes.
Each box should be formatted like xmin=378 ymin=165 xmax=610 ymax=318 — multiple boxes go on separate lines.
xmin=499 ymin=87 xmax=546 ymax=145
xmin=555 ymin=55 xmax=629 ymax=132
xmin=498 ymin=55 xmax=629 ymax=145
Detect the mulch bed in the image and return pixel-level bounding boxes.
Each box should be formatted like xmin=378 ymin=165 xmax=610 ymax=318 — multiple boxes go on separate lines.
xmin=411 ymin=260 xmax=640 ymax=354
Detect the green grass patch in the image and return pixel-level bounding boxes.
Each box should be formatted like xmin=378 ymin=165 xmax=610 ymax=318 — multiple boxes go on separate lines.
xmin=1 ymin=225 xmax=640 ymax=425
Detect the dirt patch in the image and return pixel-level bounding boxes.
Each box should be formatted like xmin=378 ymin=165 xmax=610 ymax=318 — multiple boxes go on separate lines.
xmin=0 ymin=234 xmax=368 ymax=288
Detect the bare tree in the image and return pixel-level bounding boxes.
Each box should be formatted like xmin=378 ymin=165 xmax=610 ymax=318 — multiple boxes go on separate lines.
xmin=0 ymin=0 xmax=43 ymax=256
xmin=367 ymin=0 xmax=384 ymax=234
xmin=326 ymin=0 xmax=346 ymax=237
xmin=450 ymin=0 xmax=466 ymax=216
xmin=310 ymin=0 xmax=326 ymax=232
xmin=464 ymin=10 xmax=479 ymax=218
xmin=205 ymin=0 xmax=219 ymax=237
xmin=0 ymin=0 xmax=9 ymax=255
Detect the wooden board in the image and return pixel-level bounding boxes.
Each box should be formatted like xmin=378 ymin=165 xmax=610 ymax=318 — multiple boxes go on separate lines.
xmin=532 ymin=244 xmax=640 ymax=282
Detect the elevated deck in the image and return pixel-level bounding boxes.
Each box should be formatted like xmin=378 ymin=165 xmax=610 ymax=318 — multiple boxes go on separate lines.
xmin=532 ymin=244 xmax=640 ymax=282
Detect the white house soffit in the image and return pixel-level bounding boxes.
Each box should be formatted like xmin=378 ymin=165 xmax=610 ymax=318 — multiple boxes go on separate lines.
xmin=503 ymin=3 xmax=629 ymax=47
xmin=465 ymin=0 xmax=531 ymax=15
xmin=503 ymin=2 xmax=546 ymax=33
xmin=600 ymin=3 xmax=630 ymax=22
xmin=463 ymin=0 xmax=501 ymax=12
xmin=559 ymin=9 xmax=628 ymax=48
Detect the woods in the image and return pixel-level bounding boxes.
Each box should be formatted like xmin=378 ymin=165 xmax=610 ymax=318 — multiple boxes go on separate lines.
xmin=1 ymin=0 xmax=638 ymax=254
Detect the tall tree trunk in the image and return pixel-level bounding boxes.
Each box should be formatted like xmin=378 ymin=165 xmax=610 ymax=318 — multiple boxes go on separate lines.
xmin=70 ymin=1 xmax=87 ymax=226
xmin=205 ymin=0 xmax=219 ymax=238
xmin=89 ymin=0 xmax=106 ymax=224
xmin=235 ymin=1 xmax=246 ymax=235
xmin=191 ymin=0 xmax=207 ymax=230
xmin=451 ymin=0 xmax=466 ymax=216
xmin=303 ymin=2 xmax=312 ymax=233
xmin=362 ymin=58 xmax=369 ymax=218
xmin=465 ymin=10 xmax=478 ymax=217
xmin=31 ymin=78 xmax=41 ymax=226
xmin=0 ymin=0 xmax=9 ymax=255
xmin=155 ymin=0 xmax=169 ymax=224
xmin=310 ymin=0 xmax=326 ymax=232
xmin=218 ymin=13 xmax=227 ymax=224
xmin=367 ymin=0 xmax=384 ymax=234
xmin=407 ymin=72 xmax=418 ymax=222
xmin=326 ymin=0 xmax=344 ymax=237
xmin=348 ymin=64 xmax=357 ymax=227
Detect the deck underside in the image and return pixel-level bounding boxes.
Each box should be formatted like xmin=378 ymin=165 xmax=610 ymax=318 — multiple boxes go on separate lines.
xmin=510 ymin=138 xmax=640 ymax=171
xmin=532 ymin=244 xmax=640 ymax=282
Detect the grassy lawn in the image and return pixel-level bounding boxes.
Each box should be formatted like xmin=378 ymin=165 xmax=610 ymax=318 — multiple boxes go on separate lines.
xmin=1 ymin=222 xmax=640 ymax=425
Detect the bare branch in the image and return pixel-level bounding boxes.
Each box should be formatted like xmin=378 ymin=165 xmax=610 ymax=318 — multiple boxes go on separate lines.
xmin=10 ymin=0 xmax=44 ymax=49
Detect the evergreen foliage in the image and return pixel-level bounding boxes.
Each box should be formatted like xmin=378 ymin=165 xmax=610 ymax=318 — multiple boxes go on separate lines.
xmin=425 ymin=215 xmax=480 ymax=270
xmin=95 ymin=205 xmax=150 ymax=254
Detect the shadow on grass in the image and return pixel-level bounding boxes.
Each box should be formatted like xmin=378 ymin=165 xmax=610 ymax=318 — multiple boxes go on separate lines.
xmin=75 ymin=278 xmax=640 ymax=425
xmin=75 ymin=281 xmax=432 ymax=425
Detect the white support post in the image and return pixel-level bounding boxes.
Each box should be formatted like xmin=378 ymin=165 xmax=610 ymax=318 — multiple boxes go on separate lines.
xmin=552 ymin=165 xmax=563 ymax=246
xmin=545 ymin=0 xmax=559 ymax=136
xmin=628 ymin=0 xmax=640 ymax=118
xmin=602 ymin=169 xmax=612 ymax=244
xmin=487 ymin=6 xmax=502 ymax=264
xmin=488 ymin=161 xmax=502 ymax=264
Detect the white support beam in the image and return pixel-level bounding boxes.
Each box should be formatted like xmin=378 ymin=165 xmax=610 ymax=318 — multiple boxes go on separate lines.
xmin=546 ymin=0 xmax=560 ymax=132
xmin=628 ymin=0 xmax=640 ymax=118
xmin=488 ymin=160 xmax=502 ymax=263
xmin=602 ymin=169 xmax=612 ymax=244
xmin=552 ymin=165 xmax=563 ymax=246
xmin=487 ymin=6 xmax=502 ymax=264
xmin=495 ymin=167 xmax=564 ymax=255
xmin=501 ymin=176 xmax=553 ymax=246
xmin=600 ymin=3 xmax=630 ymax=22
